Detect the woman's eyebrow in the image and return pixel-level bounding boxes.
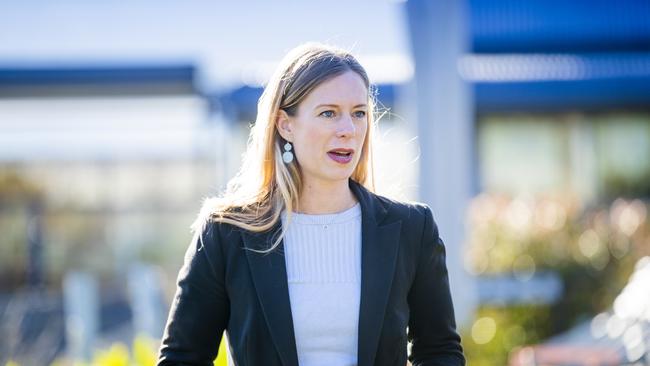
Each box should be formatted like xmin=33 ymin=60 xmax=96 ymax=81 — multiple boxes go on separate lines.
xmin=314 ymin=103 xmax=368 ymax=109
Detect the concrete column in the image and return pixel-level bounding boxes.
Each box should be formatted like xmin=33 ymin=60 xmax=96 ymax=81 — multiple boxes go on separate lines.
xmin=405 ymin=0 xmax=477 ymax=327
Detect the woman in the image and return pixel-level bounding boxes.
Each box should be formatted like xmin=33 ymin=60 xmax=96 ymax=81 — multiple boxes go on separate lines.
xmin=157 ymin=42 xmax=465 ymax=366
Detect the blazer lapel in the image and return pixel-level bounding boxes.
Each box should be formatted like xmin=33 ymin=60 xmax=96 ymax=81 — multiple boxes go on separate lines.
xmin=242 ymin=223 xmax=300 ymax=366
xmin=242 ymin=179 xmax=402 ymax=366
xmin=350 ymin=179 xmax=402 ymax=366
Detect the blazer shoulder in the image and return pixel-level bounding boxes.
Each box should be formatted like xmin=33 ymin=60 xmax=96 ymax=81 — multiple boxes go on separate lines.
xmin=192 ymin=197 xmax=251 ymax=235
xmin=188 ymin=204 xmax=246 ymax=257
xmin=372 ymin=191 xmax=431 ymax=223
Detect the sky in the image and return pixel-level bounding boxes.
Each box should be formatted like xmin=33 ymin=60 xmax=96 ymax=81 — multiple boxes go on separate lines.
xmin=0 ymin=0 xmax=412 ymax=90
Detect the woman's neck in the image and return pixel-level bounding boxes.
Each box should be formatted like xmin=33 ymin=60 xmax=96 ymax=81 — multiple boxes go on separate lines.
xmin=296 ymin=180 xmax=357 ymax=214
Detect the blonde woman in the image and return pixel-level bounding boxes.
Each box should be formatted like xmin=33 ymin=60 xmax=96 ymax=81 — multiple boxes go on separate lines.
xmin=157 ymin=42 xmax=465 ymax=366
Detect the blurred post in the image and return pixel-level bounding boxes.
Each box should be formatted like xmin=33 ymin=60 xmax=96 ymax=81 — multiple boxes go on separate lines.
xmin=405 ymin=0 xmax=477 ymax=327
xmin=26 ymin=199 xmax=44 ymax=289
xmin=128 ymin=263 xmax=165 ymax=340
xmin=209 ymin=110 xmax=236 ymax=192
xmin=63 ymin=271 xmax=99 ymax=363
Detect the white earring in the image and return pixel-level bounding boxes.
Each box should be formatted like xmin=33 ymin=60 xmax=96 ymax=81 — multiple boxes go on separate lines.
xmin=282 ymin=142 xmax=294 ymax=164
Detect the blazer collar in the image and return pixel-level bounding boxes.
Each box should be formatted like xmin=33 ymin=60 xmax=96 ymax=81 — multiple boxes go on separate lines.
xmin=242 ymin=179 xmax=402 ymax=366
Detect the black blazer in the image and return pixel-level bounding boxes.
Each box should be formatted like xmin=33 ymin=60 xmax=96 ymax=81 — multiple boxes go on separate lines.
xmin=158 ymin=179 xmax=465 ymax=366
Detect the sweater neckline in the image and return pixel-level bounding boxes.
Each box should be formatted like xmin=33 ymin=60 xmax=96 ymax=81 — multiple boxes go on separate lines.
xmin=282 ymin=202 xmax=361 ymax=225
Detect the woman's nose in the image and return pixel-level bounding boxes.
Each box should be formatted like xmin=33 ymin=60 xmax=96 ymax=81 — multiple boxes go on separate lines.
xmin=335 ymin=115 xmax=355 ymax=137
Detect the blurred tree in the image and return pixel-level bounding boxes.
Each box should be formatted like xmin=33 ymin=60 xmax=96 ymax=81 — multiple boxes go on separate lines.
xmin=0 ymin=171 xmax=44 ymax=290
xmin=462 ymin=194 xmax=649 ymax=364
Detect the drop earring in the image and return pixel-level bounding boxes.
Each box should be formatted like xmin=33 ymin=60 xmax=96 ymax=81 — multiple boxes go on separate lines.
xmin=282 ymin=142 xmax=294 ymax=164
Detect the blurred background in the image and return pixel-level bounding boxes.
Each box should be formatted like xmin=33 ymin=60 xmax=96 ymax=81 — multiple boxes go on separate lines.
xmin=1 ymin=0 xmax=649 ymax=365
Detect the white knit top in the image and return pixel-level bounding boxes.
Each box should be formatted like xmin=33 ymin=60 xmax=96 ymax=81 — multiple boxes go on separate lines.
xmin=280 ymin=202 xmax=362 ymax=366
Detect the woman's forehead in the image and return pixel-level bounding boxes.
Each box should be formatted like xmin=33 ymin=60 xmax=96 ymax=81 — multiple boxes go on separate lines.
xmin=302 ymin=71 xmax=368 ymax=107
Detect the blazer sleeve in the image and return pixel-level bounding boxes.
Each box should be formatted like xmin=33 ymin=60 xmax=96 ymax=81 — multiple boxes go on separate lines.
xmin=407 ymin=205 xmax=466 ymax=366
xmin=157 ymin=220 xmax=230 ymax=366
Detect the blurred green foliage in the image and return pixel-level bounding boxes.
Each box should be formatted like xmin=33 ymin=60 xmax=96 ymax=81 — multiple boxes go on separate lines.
xmin=37 ymin=334 xmax=228 ymax=366
xmin=462 ymin=194 xmax=649 ymax=364
xmin=0 ymin=172 xmax=43 ymax=289
xmin=461 ymin=305 xmax=551 ymax=366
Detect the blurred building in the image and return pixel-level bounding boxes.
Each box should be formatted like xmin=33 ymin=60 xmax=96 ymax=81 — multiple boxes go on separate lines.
xmin=466 ymin=0 xmax=650 ymax=203
xmin=0 ymin=64 xmax=231 ymax=283
xmin=406 ymin=0 xmax=650 ymax=326
xmin=0 ymin=64 xmax=233 ymax=363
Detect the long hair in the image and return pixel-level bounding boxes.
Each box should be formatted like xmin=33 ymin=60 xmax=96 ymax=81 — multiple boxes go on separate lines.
xmin=192 ymin=42 xmax=378 ymax=253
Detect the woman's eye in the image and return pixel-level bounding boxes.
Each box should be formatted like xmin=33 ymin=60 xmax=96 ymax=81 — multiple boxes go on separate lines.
xmin=353 ymin=111 xmax=367 ymax=118
xmin=320 ymin=110 xmax=335 ymax=118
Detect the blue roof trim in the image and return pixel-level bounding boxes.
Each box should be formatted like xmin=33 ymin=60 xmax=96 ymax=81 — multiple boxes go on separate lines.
xmin=469 ymin=0 xmax=650 ymax=53
xmin=475 ymin=78 xmax=650 ymax=113
xmin=0 ymin=65 xmax=196 ymax=86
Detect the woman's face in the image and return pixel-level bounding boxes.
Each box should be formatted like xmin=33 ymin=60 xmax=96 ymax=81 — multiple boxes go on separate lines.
xmin=277 ymin=70 xmax=369 ymax=188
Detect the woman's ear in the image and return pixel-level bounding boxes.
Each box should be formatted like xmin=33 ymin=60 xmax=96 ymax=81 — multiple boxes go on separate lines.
xmin=275 ymin=109 xmax=294 ymax=142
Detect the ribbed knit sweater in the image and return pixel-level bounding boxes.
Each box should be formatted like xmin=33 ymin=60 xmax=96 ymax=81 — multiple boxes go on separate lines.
xmin=280 ymin=202 xmax=362 ymax=366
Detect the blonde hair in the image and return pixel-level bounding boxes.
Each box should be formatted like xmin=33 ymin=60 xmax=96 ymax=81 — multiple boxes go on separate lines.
xmin=192 ymin=42 xmax=378 ymax=253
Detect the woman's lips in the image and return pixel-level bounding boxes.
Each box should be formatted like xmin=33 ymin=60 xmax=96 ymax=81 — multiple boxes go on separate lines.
xmin=327 ymin=151 xmax=353 ymax=164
